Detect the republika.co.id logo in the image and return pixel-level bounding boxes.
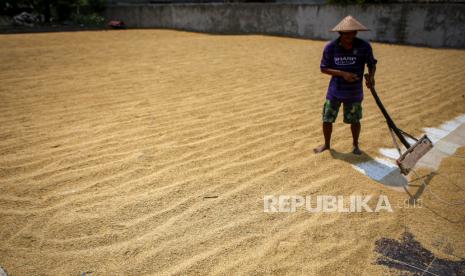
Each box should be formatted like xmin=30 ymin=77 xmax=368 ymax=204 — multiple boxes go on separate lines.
xmin=264 ymin=195 xmax=422 ymax=213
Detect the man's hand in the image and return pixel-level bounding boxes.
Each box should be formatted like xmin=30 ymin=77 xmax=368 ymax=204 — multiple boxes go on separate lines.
xmin=365 ymin=74 xmax=375 ymax=89
xmin=321 ymin=68 xmax=359 ymax=82
xmin=342 ymin=72 xmax=359 ymax=82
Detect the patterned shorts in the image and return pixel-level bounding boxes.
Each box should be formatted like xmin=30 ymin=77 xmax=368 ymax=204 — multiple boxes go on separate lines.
xmin=322 ymin=100 xmax=362 ymax=124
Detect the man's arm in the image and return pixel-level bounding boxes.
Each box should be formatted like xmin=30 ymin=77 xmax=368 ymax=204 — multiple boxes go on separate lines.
xmin=365 ymin=42 xmax=377 ymax=89
xmin=366 ymin=65 xmax=376 ymax=88
xmin=321 ymin=68 xmax=359 ymax=82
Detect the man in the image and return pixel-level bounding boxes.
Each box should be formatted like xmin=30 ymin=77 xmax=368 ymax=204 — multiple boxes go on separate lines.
xmin=314 ymin=15 xmax=377 ymax=155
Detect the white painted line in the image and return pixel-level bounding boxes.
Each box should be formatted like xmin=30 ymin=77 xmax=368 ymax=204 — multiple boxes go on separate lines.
xmin=379 ymin=148 xmax=400 ymax=160
xmin=352 ymin=157 xmax=398 ymax=181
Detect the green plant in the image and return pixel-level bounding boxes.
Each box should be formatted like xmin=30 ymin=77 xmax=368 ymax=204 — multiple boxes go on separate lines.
xmin=71 ymin=13 xmax=105 ymax=26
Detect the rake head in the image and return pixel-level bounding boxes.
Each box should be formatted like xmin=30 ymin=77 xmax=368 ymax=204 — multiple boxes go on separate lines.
xmin=396 ymin=135 xmax=433 ymax=175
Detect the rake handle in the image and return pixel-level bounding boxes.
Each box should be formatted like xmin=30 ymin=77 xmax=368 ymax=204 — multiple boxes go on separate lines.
xmin=364 ymin=74 xmax=411 ymax=148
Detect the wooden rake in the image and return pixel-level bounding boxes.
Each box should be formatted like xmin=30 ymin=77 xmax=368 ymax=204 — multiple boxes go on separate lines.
xmin=364 ymin=74 xmax=433 ymax=175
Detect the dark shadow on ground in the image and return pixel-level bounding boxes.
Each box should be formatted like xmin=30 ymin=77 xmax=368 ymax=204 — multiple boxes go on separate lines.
xmin=375 ymin=231 xmax=465 ymax=275
xmin=329 ymin=148 xmax=373 ymax=164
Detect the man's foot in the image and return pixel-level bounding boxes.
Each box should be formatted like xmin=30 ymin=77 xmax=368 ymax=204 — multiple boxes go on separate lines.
xmin=352 ymin=146 xmax=362 ymax=155
xmin=313 ymin=144 xmax=330 ymax=154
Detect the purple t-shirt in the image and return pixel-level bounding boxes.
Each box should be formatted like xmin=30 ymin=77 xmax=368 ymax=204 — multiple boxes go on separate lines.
xmin=320 ymin=37 xmax=377 ymax=103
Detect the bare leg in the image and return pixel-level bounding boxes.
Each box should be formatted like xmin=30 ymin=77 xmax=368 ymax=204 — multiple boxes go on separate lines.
xmin=314 ymin=122 xmax=332 ymax=153
xmin=351 ymin=122 xmax=361 ymax=155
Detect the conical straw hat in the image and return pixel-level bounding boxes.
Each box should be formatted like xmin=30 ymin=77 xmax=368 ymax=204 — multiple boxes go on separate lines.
xmin=330 ymin=15 xmax=369 ymax=32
